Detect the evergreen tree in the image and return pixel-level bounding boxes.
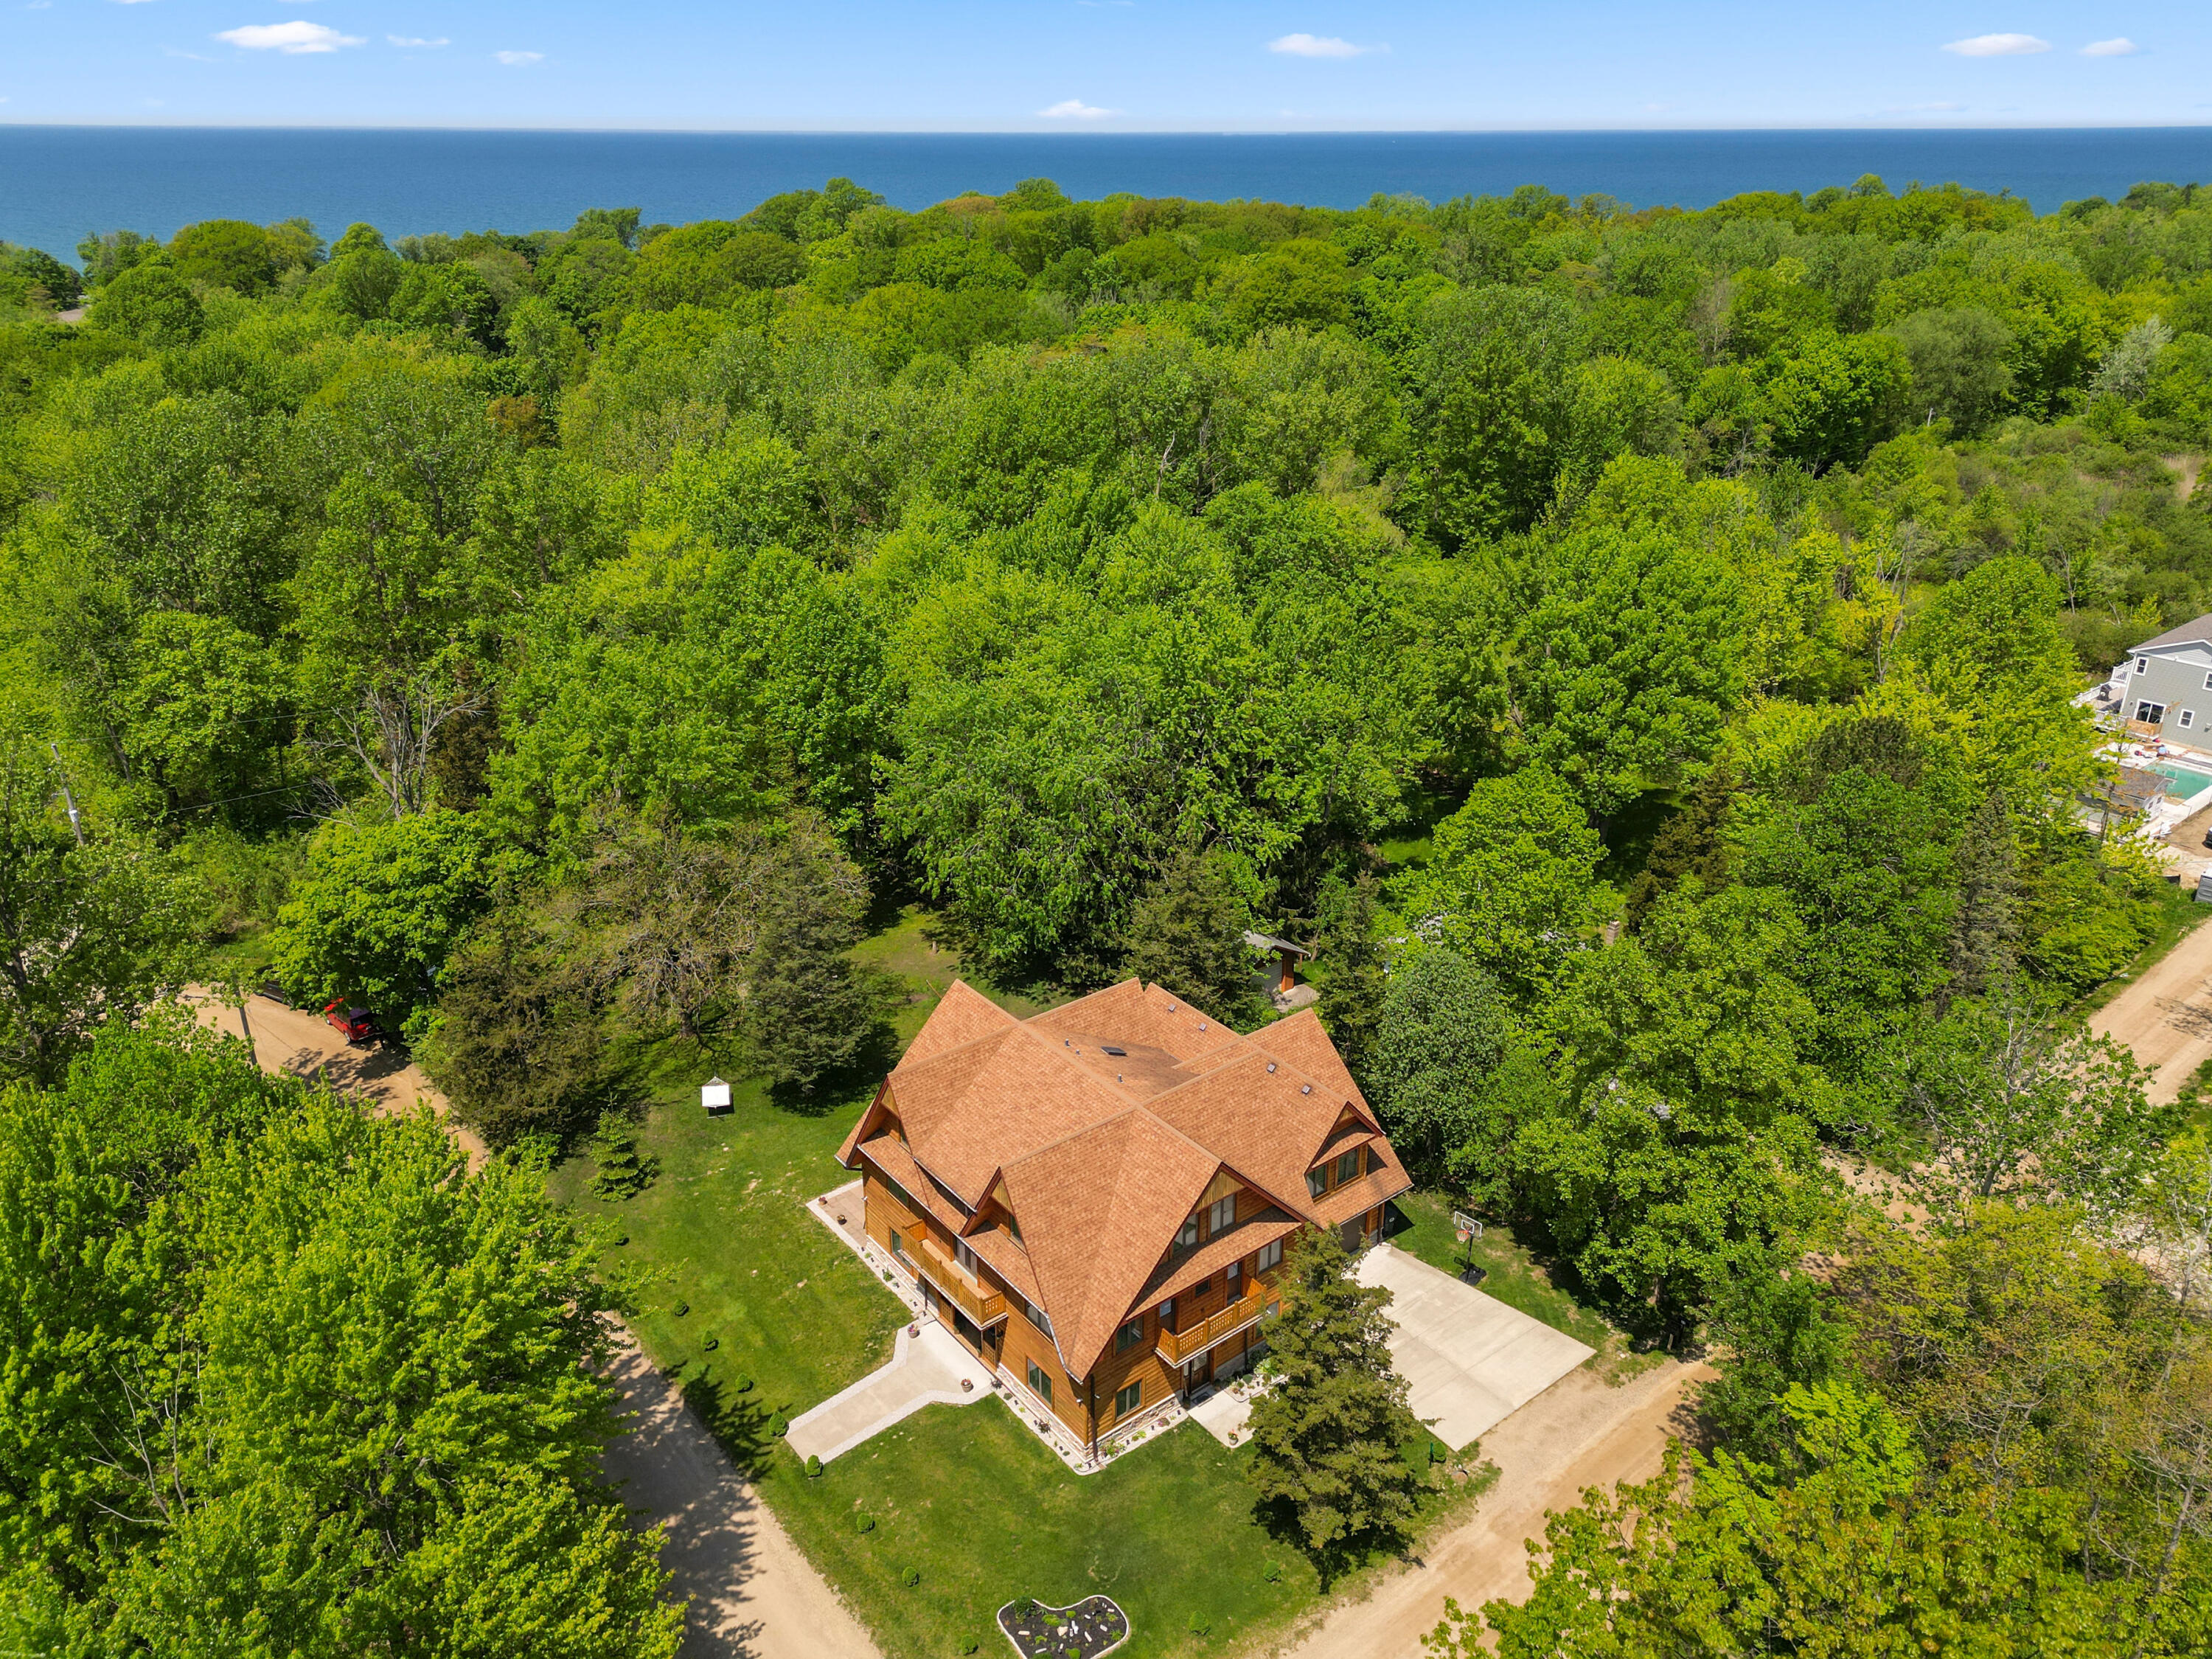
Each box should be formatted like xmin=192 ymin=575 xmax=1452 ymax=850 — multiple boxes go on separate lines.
xmin=1315 ymin=873 xmax=1388 ymax=1081
xmin=589 ymin=1115 xmax=656 ymax=1200
xmin=426 ymin=902 xmax=609 ymax=1147
xmin=1246 ymin=1228 xmax=1426 ymax=1566
xmin=1623 ymin=759 xmax=1739 ymax=931
xmin=1946 ymin=789 xmax=2020 ymax=1006
xmin=738 ymin=835 xmax=890 ymax=1093
xmin=1124 ymin=847 xmax=1265 ymax=1026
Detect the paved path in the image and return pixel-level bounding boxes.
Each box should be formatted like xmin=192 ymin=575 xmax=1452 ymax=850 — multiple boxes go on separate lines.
xmin=601 ymin=1334 xmax=879 ymax=1659
xmin=786 ymin=1321 xmax=990 ymax=1464
xmin=1356 ymin=1245 xmax=1596 ymax=1452
xmin=2092 ymin=915 xmax=2212 ymax=1103
xmin=1259 ymin=1357 xmax=1707 ymax=1659
xmin=192 ymin=990 xmax=877 ymax=1659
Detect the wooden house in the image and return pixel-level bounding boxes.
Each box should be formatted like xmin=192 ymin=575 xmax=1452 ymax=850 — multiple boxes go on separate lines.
xmin=835 ymin=978 xmax=1412 ymax=1456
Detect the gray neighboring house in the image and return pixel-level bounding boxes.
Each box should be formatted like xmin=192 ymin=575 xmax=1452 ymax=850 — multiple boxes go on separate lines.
xmin=2111 ymin=613 xmax=2212 ymax=740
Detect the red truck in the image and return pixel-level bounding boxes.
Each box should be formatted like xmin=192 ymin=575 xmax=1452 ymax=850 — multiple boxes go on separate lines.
xmin=323 ymin=1002 xmax=377 ymax=1045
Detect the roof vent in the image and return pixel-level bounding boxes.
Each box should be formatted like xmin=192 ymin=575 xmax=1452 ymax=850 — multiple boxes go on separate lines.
xmin=1266 ymin=1062 xmax=1276 ymax=1073
xmin=1301 ymin=1084 xmax=1312 ymax=1094
xmin=1199 ymin=1021 xmax=1208 ymax=1030
xmin=1102 ymin=1045 xmax=1127 ymax=1057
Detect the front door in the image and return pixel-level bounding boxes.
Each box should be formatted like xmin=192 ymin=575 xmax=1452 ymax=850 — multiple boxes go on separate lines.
xmin=1191 ymin=1348 xmax=1214 ymax=1390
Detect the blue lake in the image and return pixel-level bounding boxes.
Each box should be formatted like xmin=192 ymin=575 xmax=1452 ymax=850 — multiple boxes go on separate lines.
xmin=4 ymin=125 xmax=2211 ymax=261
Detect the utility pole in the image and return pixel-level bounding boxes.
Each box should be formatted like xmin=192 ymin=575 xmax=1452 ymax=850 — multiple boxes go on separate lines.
xmin=47 ymin=743 xmax=84 ymax=846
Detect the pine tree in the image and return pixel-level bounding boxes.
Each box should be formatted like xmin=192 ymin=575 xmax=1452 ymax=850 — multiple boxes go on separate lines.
xmin=1315 ymin=874 xmax=1388 ymax=1082
xmin=739 ymin=837 xmax=890 ymax=1093
xmin=590 ymin=1116 xmax=656 ymax=1200
xmin=1624 ymin=759 xmax=1738 ymax=931
xmin=1124 ymin=847 xmax=1265 ymax=1025
xmin=1946 ymin=789 xmax=2020 ymax=1006
xmin=1245 ymin=1228 xmax=1425 ymax=1565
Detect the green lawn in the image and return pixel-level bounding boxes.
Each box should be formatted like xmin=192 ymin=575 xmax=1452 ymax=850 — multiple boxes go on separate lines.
xmin=552 ymin=919 xmax=1490 ymax=1659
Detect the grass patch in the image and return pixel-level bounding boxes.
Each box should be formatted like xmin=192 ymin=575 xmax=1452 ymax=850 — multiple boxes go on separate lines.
xmin=1387 ymin=1192 xmax=1655 ymax=1382
xmin=554 ymin=928 xmax=1481 ymax=1658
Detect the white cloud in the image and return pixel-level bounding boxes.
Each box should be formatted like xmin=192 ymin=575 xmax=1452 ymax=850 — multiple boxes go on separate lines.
xmin=217 ymin=20 xmax=364 ymax=52
xmin=1267 ymin=32 xmax=1380 ymax=58
xmin=1941 ymin=32 xmax=2049 ymax=56
xmin=493 ymin=49 xmax=543 ymax=65
xmin=2082 ymin=38 xmax=2138 ymax=57
xmin=1037 ymin=97 xmax=1117 ymax=119
xmin=388 ymin=34 xmax=448 ymax=46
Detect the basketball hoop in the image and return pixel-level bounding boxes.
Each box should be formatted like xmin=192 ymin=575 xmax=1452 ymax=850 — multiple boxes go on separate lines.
xmin=1450 ymin=1210 xmax=1483 ymax=1242
xmin=1455 ymin=1228 xmax=1470 ymax=1244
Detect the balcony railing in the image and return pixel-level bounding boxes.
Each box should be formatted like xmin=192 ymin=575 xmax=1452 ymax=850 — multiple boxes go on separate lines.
xmin=909 ymin=1231 xmax=1008 ymax=1327
xmin=1156 ymin=1282 xmax=1277 ymax=1366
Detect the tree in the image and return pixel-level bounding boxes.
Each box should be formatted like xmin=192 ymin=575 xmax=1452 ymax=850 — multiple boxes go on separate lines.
xmin=1123 ymin=846 xmax=1265 ymax=1026
xmin=0 ymin=745 xmax=201 ymax=1085
xmin=1758 ymin=328 xmax=1910 ymax=470
xmin=1624 ymin=760 xmax=1738 ymax=931
xmin=738 ymin=828 xmax=889 ymax=1093
xmin=86 ymin=262 xmax=205 ymax=346
xmin=1882 ymin=307 xmax=2017 ymax=432
xmin=1365 ymin=948 xmax=1506 ymax=1178
xmin=1517 ymin=522 xmax=1748 ymax=821
xmin=0 ymin=1018 xmax=684 ymax=1655
xmin=1947 ymin=790 xmax=2020 ymax=1004
xmin=1245 ymin=1228 xmax=1425 ymax=1568
xmin=1407 ymin=768 xmax=1615 ymax=1008
xmin=268 ymin=808 xmax=495 ymax=1045
xmin=1314 ymin=873 xmax=1388 ymax=1082
xmin=1893 ymin=992 xmax=2172 ymax=1222
xmin=423 ymin=902 xmax=611 ymax=1146
xmin=167 ymin=218 xmax=279 ymax=294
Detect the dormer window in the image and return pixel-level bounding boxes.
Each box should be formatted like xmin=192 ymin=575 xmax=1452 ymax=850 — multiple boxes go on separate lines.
xmin=1208 ymin=1193 xmax=1236 ymax=1235
xmin=1338 ymin=1149 xmax=1360 ymax=1184
xmin=1174 ymin=1214 xmax=1200 ymax=1255
xmin=1307 ymin=1167 xmax=1326 ymax=1199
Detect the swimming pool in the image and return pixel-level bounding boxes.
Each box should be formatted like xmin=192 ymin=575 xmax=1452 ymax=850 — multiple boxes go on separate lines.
xmin=2149 ymin=762 xmax=2212 ymax=799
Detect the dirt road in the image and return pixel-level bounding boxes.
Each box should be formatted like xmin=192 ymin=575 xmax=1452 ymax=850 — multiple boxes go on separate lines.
xmin=1262 ymin=1357 xmax=1707 ymax=1659
xmin=189 ymin=989 xmax=879 ymax=1659
xmin=187 ymin=987 xmax=490 ymax=1166
xmin=602 ymin=1334 xmax=879 ymax=1659
xmin=2091 ymin=916 xmax=2212 ymax=1104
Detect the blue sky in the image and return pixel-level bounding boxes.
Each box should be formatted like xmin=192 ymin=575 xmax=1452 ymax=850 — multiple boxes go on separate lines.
xmin=1 ymin=1 xmax=2205 ymax=130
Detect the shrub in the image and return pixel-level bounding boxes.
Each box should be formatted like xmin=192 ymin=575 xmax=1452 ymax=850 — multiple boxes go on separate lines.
xmin=957 ymin=1642 xmax=978 ymax=1657
xmin=1012 ymin=1596 xmax=1037 ymax=1620
xmin=703 ymin=1336 xmax=718 ymax=1351
xmin=805 ymin=1454 xmax=823 ymax=1478
xmin=900 ymin=1566 xmax=922 ymax=1588
xmin=853 ymin=1514 xmax=876 ymax=1534
xmin=733 ymin=1374 xmax=754 ymax=1394
xmin=1264 ymin=1561 xmax=1282 ymax=1582
xmin=768 ymin=1413 xmax=788 ymax=1437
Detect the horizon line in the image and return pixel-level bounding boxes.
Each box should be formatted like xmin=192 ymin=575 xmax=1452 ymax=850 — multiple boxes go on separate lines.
xmin=5 ymin=119 xmax=2212 ymax=137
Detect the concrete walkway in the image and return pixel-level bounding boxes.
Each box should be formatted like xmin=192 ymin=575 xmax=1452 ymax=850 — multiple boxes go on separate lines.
xmin=785 ymin=1321 xmax=991 ymax=1464
xmin=1354 ymin=1244 xmax=1594 ymax=1451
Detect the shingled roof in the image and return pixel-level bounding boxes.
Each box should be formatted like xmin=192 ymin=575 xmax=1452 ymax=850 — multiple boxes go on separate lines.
xmin=836 ymin=978 xmax=1412 ymax=1383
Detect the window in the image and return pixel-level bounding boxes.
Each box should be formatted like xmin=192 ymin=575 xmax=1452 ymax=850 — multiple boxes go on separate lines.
xmin=1338 ymin=1149 xmax=1360 ymax=1184
xmin=1226 ymin=1260 xmax=1242 ymax=1296
xmin=1116 ymin=1318 xmax=1144 ymax=1354
xmin=2202 ymin=671 xmax=2212 ymax=690
xmin=888 ymin=1231 xmax=907 ymax=1260
xmin=1157 ymin=1297 xmax=1175 ymax=1329
xmin=1116 ymin=1380 xmax=1141 ymax=1416
xmin=1256 ymin=1237 xmax=1283 ymax=1273
xmin=2139 ymin=701 xmax=2168 ymax=724
xmin=2187 ymin=709 xmax=2199 ymax=731
xmin=1192 ymin=1274 xmax=1210 ymax=1298
xmin=1174 ymin=1214 xmax=1200 ymax=1255
xmin=956 ymin=1239 xmax=980 ymax=1275
xmin=1307 ymin=1167 xmax=1327 ymax=1199
xmin=1026 ymin=1360 xmax=1054 ymax=1404
xmin=1022 ymin=1297 xmax=1053 ymax=1338
xmin=2139 ymin=657 xmax=2152 ymax=674
xmin=1208 ymin=1193 xmax=1236 ymax=1236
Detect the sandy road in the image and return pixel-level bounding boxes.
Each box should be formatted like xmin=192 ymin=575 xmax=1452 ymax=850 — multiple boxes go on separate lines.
xmin=1261 ymin=1357 xmax=1708 ymax=1659
xmin=2091 ymin=915 xmax=2212 ymax=1104
xmin=186 ymin=988 xmax=880 ymax=1659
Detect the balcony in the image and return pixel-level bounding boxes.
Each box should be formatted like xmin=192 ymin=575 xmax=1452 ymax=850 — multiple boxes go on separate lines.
xmin=909 ymin=1231 xmax=1008 ymax=1327
xmin=1156 ymin=1282 xmax=1277 ymax=1367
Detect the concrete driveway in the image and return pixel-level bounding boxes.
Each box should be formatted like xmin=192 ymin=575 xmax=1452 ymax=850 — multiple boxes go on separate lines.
xmin=1354 ymin=1244 xmax=1595 ymax=1451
